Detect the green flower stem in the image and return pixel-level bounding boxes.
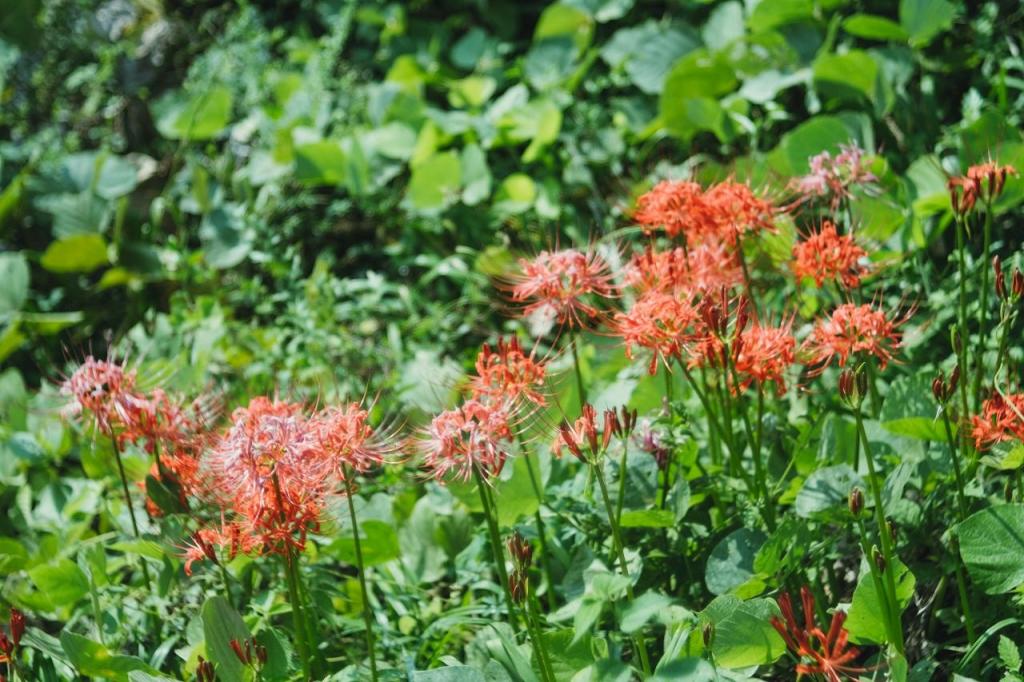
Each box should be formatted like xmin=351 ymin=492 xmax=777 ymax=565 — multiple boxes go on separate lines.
xmin=592 ymin=457 xmax=651 ymax=676
xmin=343 ymin=466 xmax=379 ymax=682
xmin=569 ymin=332 xmax=587 ymax=411
xmin=939 ymin=407 xmax=969 ymax=522
xmin=954 ymin=218 xmax=973 ymax=464
xmin=972 ymin=205 xmax=994 ymax=410
xmin=853 ymin=516 xmax=899 ymax=648
xmin=526 ymin=593 xmax=556 ymax=682
xmin=615 ymin=438 xmax=629 ymax=525
xmin=272 ymin=473 xmax=312 ymax=680
xmin=473 ymin=465 xmax=520 ymax=630
xmin=109 ymin=435 xmax=152 ymax=589
xmin=853 ymin=411 xmax=905 ymax=654
xmin=952 ymin=543 xmax=977 ymax=644
xmin=523 ymin=450 xmax=558 ymax=611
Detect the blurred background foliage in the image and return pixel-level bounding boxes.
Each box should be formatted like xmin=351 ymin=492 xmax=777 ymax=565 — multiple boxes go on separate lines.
xmin=1 ymin=0 xmax=1022 ymax=407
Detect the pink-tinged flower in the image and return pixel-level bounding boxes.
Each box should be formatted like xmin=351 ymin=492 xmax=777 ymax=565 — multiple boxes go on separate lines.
xmin=509 ymin=248 xmax=615 ymax=329
xmin=949 ymin=161 xmax=1018 ymax=215
xmin=802 ymin=303 xmax=907 ymax=372
xmin=623 ymin=243 xmax=743 ymax=295
xmin=421 ymin=399 xmax=514 ymax=482
xmin=470 ymin=337 xmax=548 ymax=406
xmin=971 ymin=392 xmax=1024 ymax=451
xmin=791 ymin=221 xmax=869 ymax=289
xmin=791 ymin=142 xmax=877 ymax=208
xmin=771 ymin=587 xmax=872 ymax=682
xmin=200 ymin=397 xmax=328 ymax=557
xmin=733 ymin=320 xmax=797 ymax=395
xmin=60 ymin=356 xmax=148 ymax=436
xmin=614 ymin=291 xmax=702 ymax=374
xmin=181 ymin=524 xmax=261 ymax=575
xmin=312 ymin=403 xmax=393 ymax=475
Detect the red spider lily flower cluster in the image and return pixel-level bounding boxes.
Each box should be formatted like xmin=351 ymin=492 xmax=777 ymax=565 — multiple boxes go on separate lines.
xmin=187 ymin=396 xmax=392 ymax=572
xmin=0 ymin=609 xmax=24 ymax=665
xmin=733 ymin=320 xmax=797 ymax=396
xmin=552 ymin=404 xmax=634 ymax=460
xmin=507 ymin=531 xmax=533 ymax=603
xmin=771 ymin=588 xmax=870 ymax=682
xmin=790 ymin=142 xmax=876 ymax=208
xmin=971 ymin=392 xmax=1024 ymax=451
xmin=791 ymin=221 xmax=869 ymax=289
xmin=634 ymin=178 xmax=776 ymax=245
xmin=802 ymin=303 xmax=906 ymax=372
xmin=420 ymin=399 xmax=515 ymax=482
xmin=509 ymin=248 xmax=615 ymax=329
xmin=470 ymin=337 xmax=548 ymax=407
xmin=614 ymin=291 xmax=702 ymax=375
xmin=623 ymin=243 xmax=743 ymax=295
xmin=949 ymin=161 xmax=1018 ymax=215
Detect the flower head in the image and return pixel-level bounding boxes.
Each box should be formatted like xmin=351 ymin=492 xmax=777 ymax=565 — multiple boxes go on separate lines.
xmin=971 ymin=392 xmax=1024 ymax=451
xmin=949 ymin=161 xmax=1018 ymax=214
xmin=421 ymin=399 xmax=514 ymax=482
xmin=733 ymin=320 xmax=796 ymax=395
xmin=509 ymin=248 xmax=614 ymax=329
xmin=60 ymin=357 xmax=147 ymax=436
xmin=791 ymin=142 xmax=876 ymax=208
xmin=633 ymin=179 xmax=709 ymax=239
xmin=623 ymin=243 xmax=743 ymax=296
xmin=633 ymin=179 xmax=776 ymax=245
xmin=802 ymin=303 xmax=906 ymax=372
xmin=771 ymin=587 xmax=871 ymax=682
xmin=614 ymin=291 xmax=702 ymax=375
xmin=791 ymin=222 xmax=869 ymax=289
xmin=312 ymin=403 xmax=392 ymax=476
xmin=703 ymin=180 xmax=777 ymax=245
xmin=470 ymin=337 xmax=547 ymax=406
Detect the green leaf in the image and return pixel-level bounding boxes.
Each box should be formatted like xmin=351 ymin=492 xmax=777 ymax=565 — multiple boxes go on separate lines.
xmin=813 ymin=50 xmax=880 ymax=105
xmin=492 ymin=455 xmax=542 ymax=527
xmin=843 ymin=14 xmax=909 ymax=41
xmin=601 ymin=21 xmax=698 ymax=95
xmin=0 ymin=252 xmax=29 ymax=317
xmin=294 ymin=140 xmax=349 ymax=186
xmin=660 ymin=49 xmax=736 ymax=142
xmin=408 ymin=151 xmax=462 ymax=212
xmin=620 ymin=591 xmax=674 ymax=633
xmin=29 ymin=559 xmax=89 ymax=608
xmin=61 ymin=631 xmax=158 ymax=680
xmin=493 ymin=174 xmax=537 ymax=215
xmin=128 ymin=673 xmax=179 ymax=682
xmin=705 ymin=528 xmax=766 ymax=596
xmin=413 ymin=666 xmax=487 ymax=681
xmin=846 ymin=558 xmax=916 ymax=644
xmin=540 ymin=628 xmax=596 ymax=678
xmin=154 ymin=86 xmax=233 ymax=141
xmin=40 ymin=233 xmax=108 ymax=274
xmin=795 ymin=465 xmax=864 ymax=518
xmin=899 ymin=0 xmax=956 ymax=46
xmin=880 ymin=373 xmax=946 ymax=440
xmin=199 ymin=206 xmax=251 ymax=270
xmin=1000 ymin=635 xmax=1023 ymax=673
xmin=703 ymin=595 xmax=785 ymax=668
xmin=619 ymin=509 xmax=675 ymax=528
xmin=768 ymin=115 xmax=852 ymax=176
xmin=957 ymin=504 xmax=1024 ymax=594
xmin=0 ymin=537 xmax=29 ymax=575
xmin=460 ymin=144 xmax=491 ymax=206
xmin=533 ymin=3 xmax=593 ymax=52
xmin=981 ymin=442 xmax=1024 ymax=471
xmin=328 ymin=519 xmax=400 ymax=566
xmin=747 ymin=0 xmax=814 ymax=32
xmin=201 ymin=595 xmax=252 ymax=682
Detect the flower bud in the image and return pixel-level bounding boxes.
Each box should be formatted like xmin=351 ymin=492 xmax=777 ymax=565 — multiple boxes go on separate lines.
xmin=950 ymin=365 xmax=960 ymax=394
xmin=931 ymin=372 xmax=945 ymax=403
xmin=872 ymin=546 xmax=886 ymax=574
xmin=0 ymin=633 xmax=10 ymax=658
xmin=838 ymin=369 xmax=855 ymax=402
xmin=1014 ymin=269 xmax=1024 ymax=299
xmin=702 ymin=621 xmax=715 ymax=649
xmin=8 ymin=610 xmax=23 ymax=648
xmin=849 ymin=487 xmax=864 ymax=516
xmin=559 ymin=423 xmax=586 ymax=463
xmin=507 ymin=531 xmax=533 ymax=571
xmin=888 ymin=519 xmax=898 ymax=544
xmin=197 ymin=656 xmax=216 ymax=682
xmin=230 ymin=639 xmax=249 ymax=665
xmin=509 ymin=573 xmax=526 ymax=604
xmin=995 ymin=256 xmax=1007 ymax=301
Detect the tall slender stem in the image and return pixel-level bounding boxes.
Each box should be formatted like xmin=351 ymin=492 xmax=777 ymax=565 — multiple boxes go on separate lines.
xmin=972 ymin=207 xmax=993 ymax=410
xmin=525 ymin=594 xmax=556 ymax=682
xmin=343 ymin=466 xmax=378 ymax=681
xmin=109 ymin=436 xmax=151 ymax=589
xmin=854 ymin=411 xmax=905 ymax=654
xmin=473 ymin=466 xmax=519 ymax=629
xmin=523 ymin=450 xmax=557 ymax=610
xmin=569 ymin=332 xmax=587 ymax=410
xmin=854 ymin=516 xmax=899 ymax=647
xmin=940 ymin=408 xmax=969 ymax=522
xmin=592 ymin=459 xmax=651 ymax=676
xmin=271 ymin=471 xmax=312 ymax=680
xmin=953 ymin=546 xmax=977 ymax=644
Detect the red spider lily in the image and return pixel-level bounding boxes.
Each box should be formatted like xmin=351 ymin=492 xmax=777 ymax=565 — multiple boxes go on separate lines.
xmin=949 ymin=161 xmax=1018 ymax=214
xmin=685 ymin=290 xmax=751 ymax=371
xmin=771 ymin=588 xmax=871 ymax=682
xmin=551 ymin=403 xmax=617 ymax=459
xmin=60 ymin=356 xmax=149 ymax=437
xmin=733 ymin=320 xmax=797 ymax=395
xmin=509 ymin=248 xmax=615 ymax=329
xmin=469 ymin=337 xmax=548 ymax=407
xmin=312 ymin=402 xmax=394 ymax=476
xmin=420 ymin=399 xmax=514 ymax=482
xmin=633 ymin=179 xmax=777 ymax=245
xmin=622 ymin=243 xmax=743 ymax=296
xmin=791 ymin=221 xmax=869 ymax=289
xmin=0 ymin=609 xmax=23 ymax=665
xmin=199 ymin=397 xmax=329 ymax=559
xmin=802 ymin=303 xmax=907 ymax=372
xmin=971 ymin=392 xmax=1024 ymax=450
xmin=790 ymin=143 xmax=876 ymax=209
xmin=614 ymin=290 xmax=703 ymax=375
xmin=182 ymin=523 xmax=261 ymax=576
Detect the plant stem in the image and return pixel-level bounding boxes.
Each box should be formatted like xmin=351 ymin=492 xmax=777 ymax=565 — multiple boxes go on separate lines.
xmin=343 ymin=466 xmax=378 ymax=681
xmin=592 ymin=459 xmax=651 ymax=676
xmin=473 ymin=466 xmax=519 ymax=629
xmin=569 ymin=332 xmax=587 ymax=411
xmin=972 ymin=206 xmax=993 ymax=410
xmin=526 ymin=594 xmax=556 ymax=682
xmin=854 ymin=516 xmax=899 ymax=647
xmin=272 ymin=474 xmax=312 ymax=680
xmin=616 ymin=438 xmax=629 ymax=525
xmin=953 ymin=547 xmax=977 ymax=644
xmin=523 ymin=452 xmax=558 ymax=611
xmin=940 ymin=408 xmax=969 ymax=522
xmin=854 ymin=411 xmax=905 ymax=654
xmin=109 ymin=436 xmax=152 ymax=589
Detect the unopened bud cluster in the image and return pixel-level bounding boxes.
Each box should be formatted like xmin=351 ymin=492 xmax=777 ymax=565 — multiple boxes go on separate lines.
xmin=507 ymin=531 xmax=534 ymax=604
xmin=931 ymin=366 xmax=960 ymax=404
xmin=230 ymin=637 xmax=268 ymax=671
xmin=838 ymin=367 xmax=868 ymax=406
